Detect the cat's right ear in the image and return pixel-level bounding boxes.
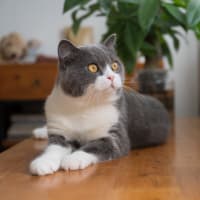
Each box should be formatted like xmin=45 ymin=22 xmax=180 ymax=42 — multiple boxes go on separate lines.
xmin=58 ymin=40 xmax=79 ymax=61
xmin=103 ymin=34 xmax=117 ymax=50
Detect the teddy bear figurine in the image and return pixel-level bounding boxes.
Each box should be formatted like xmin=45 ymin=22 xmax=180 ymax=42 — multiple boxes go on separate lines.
xmin=0 ymin=32 xmax=41 ymax=64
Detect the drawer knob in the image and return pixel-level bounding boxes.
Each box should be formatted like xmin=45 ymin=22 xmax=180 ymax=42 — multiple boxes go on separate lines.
xmin=33 ymin=79 xmax=41 ymax=87
xmin=14 ymin=74 xmax=21 ymax=80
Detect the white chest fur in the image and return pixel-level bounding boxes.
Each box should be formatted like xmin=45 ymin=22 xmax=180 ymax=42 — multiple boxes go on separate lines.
xmin=45 ymin=86 xmax=119 ymax=142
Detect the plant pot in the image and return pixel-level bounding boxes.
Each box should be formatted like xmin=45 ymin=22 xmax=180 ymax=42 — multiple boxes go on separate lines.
xmin=137 ymin=68 xmax=167 ymax=94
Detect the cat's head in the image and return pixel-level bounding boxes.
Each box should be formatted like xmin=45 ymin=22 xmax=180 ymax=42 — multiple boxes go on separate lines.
xmin=57 ymin=34 xmax=125 ymax=99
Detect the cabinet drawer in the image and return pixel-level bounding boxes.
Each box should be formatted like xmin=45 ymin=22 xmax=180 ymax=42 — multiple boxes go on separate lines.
xmin=0 ymin=63 xmax=57 ymax=100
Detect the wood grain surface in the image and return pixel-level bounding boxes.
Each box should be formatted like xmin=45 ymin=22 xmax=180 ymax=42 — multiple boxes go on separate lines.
xmin=0 ymin=118 xmax=200 ymax=200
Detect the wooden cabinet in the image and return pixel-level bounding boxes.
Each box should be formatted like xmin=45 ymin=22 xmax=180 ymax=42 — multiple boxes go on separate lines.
xmin=0 ymin=63 xmax=57 ymax=100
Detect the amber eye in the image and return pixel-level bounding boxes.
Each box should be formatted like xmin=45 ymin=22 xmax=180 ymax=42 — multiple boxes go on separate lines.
xmin=111 ymin=62 xmax=119 ymax=71
xmin=88 ymin=64 xmax=98 ymax=73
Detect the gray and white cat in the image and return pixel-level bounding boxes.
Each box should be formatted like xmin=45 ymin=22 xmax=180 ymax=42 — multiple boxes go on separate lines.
xmin=30 ymin=34 xmax=170 ymax=176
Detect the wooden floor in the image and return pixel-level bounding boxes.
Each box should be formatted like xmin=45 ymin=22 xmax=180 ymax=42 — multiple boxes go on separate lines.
xmin=0 ymin=118 xmax=200 ymax=200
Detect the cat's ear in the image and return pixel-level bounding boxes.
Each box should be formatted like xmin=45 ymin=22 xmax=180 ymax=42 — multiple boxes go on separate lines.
xmin=58 ymin=40 xmax=79 ymax=60
xmin=103 ymin=34 xmax=117 ymax=50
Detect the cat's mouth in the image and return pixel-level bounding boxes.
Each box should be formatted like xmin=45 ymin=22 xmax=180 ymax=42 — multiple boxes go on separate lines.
xmin=106 ymin=82 xmax=121 ymax=92
xmin=106 ymin=84 xmax=120 ymax=93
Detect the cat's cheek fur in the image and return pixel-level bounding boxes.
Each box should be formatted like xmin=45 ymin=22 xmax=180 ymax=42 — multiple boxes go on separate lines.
xmin=61 ymin=151 xmax=98 ymax=170
xmin=30 ymin=145 xmax=71 ymax=176
xmin=113 ymin=74 xmax=122 ymax=89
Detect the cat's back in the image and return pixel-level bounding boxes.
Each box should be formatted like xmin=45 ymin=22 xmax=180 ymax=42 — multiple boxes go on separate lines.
xmin=123 ymin=88 xmax=170 ymax=148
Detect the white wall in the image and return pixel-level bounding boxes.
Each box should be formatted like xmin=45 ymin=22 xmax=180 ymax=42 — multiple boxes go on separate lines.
xmin=0 ymin=0 xmax=106 ymax=56
xmin=0 ymin=0 xmax=199 ymax=116
xmin=165 ymin=32 xmax=200 ymax=117
xmin=174 ymin=32 xmax=199 ymax=117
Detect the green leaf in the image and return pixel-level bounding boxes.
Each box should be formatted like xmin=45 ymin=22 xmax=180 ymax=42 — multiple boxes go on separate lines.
xmin=194 ymin=23 xmax=200 ymax=39
xmin=125 ymin=21 xmax=145 ymax=53
xmin=186 ymin=0 xmax=200 ymax=28
xmin=118 ymin=1 xmax=138 ymax=17
xmin=162 ymin=3 xmax=186 ymax=26
xmin=124 ymin=24 xmax=135 ymax=54
xmin=173 ymin=0 xmax=189 ymax=8
xmin=63 ymin=0 xmax=90 ymax=13
xmin=171 ymin=29 xmax=187 ymax=42
xmin=123 ymin=22 xmax=145 ymax=72
xmin=172 ymin=35 xmax=180 ymax=50
xmin=162 ymin=39 xmax=173 ymax=67
xmin=138 ymin=0 xmax=160 ymax=31
xmin=167 ymin=29 xmax=181 ymax=51
xmin=140 ymin=42 xmax=157 ymax=57
xmin=71 ymin=3 xmax=100 ymax=34
xmin=99 ymin=0 xmax=112 ymax=13
xmin=118 ymin=0 xmax=139 ymax=4
xmin=71 ymin=10 xmax=80 ymax=34
xmin=120 ymin=49 xmax=136 ymax=74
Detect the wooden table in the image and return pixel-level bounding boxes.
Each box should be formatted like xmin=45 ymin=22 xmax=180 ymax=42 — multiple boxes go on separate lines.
xmin=0 ymin=118 xmax=200 ymax=200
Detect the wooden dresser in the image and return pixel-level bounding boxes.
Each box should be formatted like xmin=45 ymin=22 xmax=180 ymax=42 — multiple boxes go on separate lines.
xmin=0 ymin=62 xmax=57 ymax=101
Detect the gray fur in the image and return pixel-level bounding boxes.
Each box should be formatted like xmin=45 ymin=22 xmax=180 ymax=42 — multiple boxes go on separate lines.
xmin=49 ymin=34 xmax=170 ymax=162
xmin=49 ymin=134 xmax=80 ymax=150
xmin=57 ymin=38 xmax=124 ymax=97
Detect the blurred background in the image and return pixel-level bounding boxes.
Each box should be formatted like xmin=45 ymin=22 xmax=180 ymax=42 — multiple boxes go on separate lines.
xmin=0 ymin=0 xmax=199 ymax=151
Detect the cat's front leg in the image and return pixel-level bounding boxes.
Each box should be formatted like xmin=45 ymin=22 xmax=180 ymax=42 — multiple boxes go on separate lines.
xmin=30 ymin=135 xmax=75 ymax=176
xmin=61 ymin=133 xmax=130 ymax=171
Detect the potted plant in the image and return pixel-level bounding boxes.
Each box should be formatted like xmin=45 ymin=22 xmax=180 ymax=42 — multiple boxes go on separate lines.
xmin=62 ymin=0 xmax=200 ymax=92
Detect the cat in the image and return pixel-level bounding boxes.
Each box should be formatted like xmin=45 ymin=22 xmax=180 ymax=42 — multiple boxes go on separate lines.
xmin=30 ymin=34 xmax=170 ymax=176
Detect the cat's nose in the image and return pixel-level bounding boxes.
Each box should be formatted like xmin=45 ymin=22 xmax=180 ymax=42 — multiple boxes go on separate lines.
xmin=107 ymin=76 xmax=114 ymax=81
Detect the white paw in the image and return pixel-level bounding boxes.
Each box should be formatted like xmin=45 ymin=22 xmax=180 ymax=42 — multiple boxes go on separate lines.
xmin=61 ymin=151 xmax=98 ymax=171
xmin=30 ymin=156 xmax=60 ymax=176
xmin=33 ymin=126 xmax=48 ymax=139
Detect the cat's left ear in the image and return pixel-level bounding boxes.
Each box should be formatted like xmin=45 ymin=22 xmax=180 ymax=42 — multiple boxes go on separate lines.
xmin=103 ymin=34 xmax=117 ymax=50
xmin=58 ymin=39 xmax=79 ymax=61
